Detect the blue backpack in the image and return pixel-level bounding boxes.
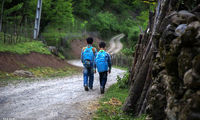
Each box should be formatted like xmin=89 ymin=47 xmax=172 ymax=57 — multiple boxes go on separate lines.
xmin=96 ymin=51 xmax=108 ymax=72
xmin=82 ymin=47 xmax=95 ymax=68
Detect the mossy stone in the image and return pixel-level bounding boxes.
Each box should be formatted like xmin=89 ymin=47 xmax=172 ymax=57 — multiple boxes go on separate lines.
xmin=193 ymin=54 xmax=200 ymax=75
xmin=181 ymin=26 xmax=198 ymax=47
xmin=178 ymin=48 xmax=193 ymax=79
xmin=165 ymin=55 xmax=178 ymax=76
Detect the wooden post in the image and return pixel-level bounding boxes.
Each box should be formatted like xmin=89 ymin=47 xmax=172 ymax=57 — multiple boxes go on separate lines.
xmin=34 ymin=0 xmax=42 ymax=39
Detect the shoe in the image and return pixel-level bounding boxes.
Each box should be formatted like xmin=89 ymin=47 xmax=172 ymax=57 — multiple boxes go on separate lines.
xmin=89 ymin=86 xmax=93 ymax=90
xmin=84 ymin=86 xmax=89 ymax=91
xmin=100 ymin=87 xmax=104 ymax=94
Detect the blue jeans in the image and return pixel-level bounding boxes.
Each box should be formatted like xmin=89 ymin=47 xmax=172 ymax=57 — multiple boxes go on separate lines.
xmin=99 ymin=71 xmax=108 ymax=88
xmin=83 ymin=67 xmax=94 ymax=88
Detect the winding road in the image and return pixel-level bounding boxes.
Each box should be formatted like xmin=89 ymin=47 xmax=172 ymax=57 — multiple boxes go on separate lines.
xmin=107 ymin=33 xmax=125 ymax=55
xmin=0 ymin=34 xmax=125 ymax=120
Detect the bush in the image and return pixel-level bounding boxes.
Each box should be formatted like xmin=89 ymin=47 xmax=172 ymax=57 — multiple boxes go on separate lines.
xmin=121 ymin=48 xmax=135 ymax=56
xmin=89 ymin=12 xmax=119 ymax=38
xmin=117 ymin=72 xmax=130 ymax=89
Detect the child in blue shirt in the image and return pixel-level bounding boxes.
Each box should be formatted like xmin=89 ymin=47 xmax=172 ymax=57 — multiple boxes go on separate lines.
xmin=95 ymin=42 xmax=112 ymax=94
xmin=81 ymin=37 xmax=97 ymax=91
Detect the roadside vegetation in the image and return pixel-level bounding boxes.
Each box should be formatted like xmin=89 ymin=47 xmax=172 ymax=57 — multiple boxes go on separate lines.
xmin=113 ymin=66 xmax=129 ymax=71
xmin=0 ymin=66 xmax=81 ymax=86
xmin=93 ymin=71 xmax=146 ymax=120
xmin=0 ymin=40 xmax=51 ymax=54
xmin=0 ymin=0 xmax=155 ymax=57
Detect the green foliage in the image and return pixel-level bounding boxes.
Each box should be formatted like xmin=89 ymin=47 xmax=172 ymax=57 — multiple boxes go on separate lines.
xmin=136 ymin=11 xmax=149 ymax=28
xmin=42 ymin=31 xmax=66 ymax=46
xmin=89 ymin=12 xmax=119 ymax=38
xmin=93 ymin=82 xmax=146 ymax=120
xmin=42 ymin=19 xmax=86 ymax=47
xmin=4 ymin=3 xmax=23 ymax=16
xmin=1 ymin=0 xmax=151 ymax=57
xmin=121 ymin=48 xmax=135 ymax=56
xmin=93 ymin=70 xmax=146 ymax=119
xmin=0 ymin=32 xmax=32 ymax=43
xmin=73 ymin=0 xmax=91 ymax=19
xmin=58 ymin=52 xmax=65 ymax=59
xmin=52 ymin=0 xmax=74 ymax=25
xmin=117 ymin=18 xmax=140 ymax=53
xmin=93 ymin=83 xmax=130 ymax=120
xmin=0 ymin=39 xmax=51 ymax=54
xmin=117 ymin=72 xmax=130 ymax=89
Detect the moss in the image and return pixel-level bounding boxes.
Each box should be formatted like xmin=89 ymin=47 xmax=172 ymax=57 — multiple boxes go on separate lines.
xmin=159 ymin=47 xmax=164 ymax=61
xmin=193 ymin=54 xmax=200 ymax=75
xmin=165 ymin=55 xmax=178 ymax=76
xmin=177 ymin=49 xmax=193 ymax=79
xmin=181 ymin=27 xmax=197 ymax=47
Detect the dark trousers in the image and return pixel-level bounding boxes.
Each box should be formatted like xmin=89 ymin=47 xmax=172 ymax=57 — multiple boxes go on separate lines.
xmin=99 ymin=71 xmax=108 ymax=88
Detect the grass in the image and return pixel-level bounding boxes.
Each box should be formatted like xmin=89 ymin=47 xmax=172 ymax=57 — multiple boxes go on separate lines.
xmin=0 ymin=32 xmax=51 ymax=54
xmin=113 ymin=66 xmax=129 ymax=71
xmin=0 ymin=66 xmax=81 ymax=86
xmin=0 ymin=32 xmax=32 ymax=43
xmin=0 ymin=41 xmax=51 ymax=55
xmin=28 ymin=66 xmax=80 ymax=78
xmin=93 ymin=82 xmax=146 ymax=120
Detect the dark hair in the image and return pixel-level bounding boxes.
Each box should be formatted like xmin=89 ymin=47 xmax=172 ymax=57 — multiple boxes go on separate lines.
xmin=99 ymin=42 xmax=106 ymax=48
xmin=86 ymin=37 xmax=93 ymax=44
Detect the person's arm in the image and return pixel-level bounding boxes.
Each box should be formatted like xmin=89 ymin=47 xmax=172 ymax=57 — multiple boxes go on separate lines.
xmin=93 ymin=48 xmax=98 ymax=73
xmin=107 ymin=53 xmax=112 ymax=73
xmin=81 ymin=48 xmax=84 ymax=63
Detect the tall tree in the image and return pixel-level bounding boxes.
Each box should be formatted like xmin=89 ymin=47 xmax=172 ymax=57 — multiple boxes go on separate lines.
xmin=0 ymin=0 xmax=5 ymax=32
xmin=73 ymin=0 xmax=91 ymax=19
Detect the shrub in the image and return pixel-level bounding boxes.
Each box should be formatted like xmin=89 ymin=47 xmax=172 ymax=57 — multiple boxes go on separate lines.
xmin=117 ymin=72 xmax=130 ymax=89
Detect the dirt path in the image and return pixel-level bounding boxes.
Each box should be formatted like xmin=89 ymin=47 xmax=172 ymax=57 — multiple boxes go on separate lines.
xmin=0 ymin=34 xmax=125 ymax=120
xmin=107 ymin=33 xmax=125 ymax=55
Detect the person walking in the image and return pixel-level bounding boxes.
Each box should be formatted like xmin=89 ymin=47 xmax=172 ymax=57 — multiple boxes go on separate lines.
xmin=95 ymin=42 xmax=112 ymax=94
xmin=81 ymin=37 xmax=97 ymax=91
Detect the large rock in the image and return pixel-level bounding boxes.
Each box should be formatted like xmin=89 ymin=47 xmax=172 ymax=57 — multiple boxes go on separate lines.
xmin=13 ymin=70 xmax=34 ymax=77
xmin=170 ymin=13 xmax=186 ymax=25
xmin=180 ymin=21 xmax=200 ymax=47
xmin=175 ymin=24 xmax=187 ymax=37
xmin=170 ymin=38 xmax=182 ymax=55
xmin=192 ymin=55 xmax=200 ymax=76
xmin=177 ymin=48 xmax=193 ymax=79
xmin=48 ymin=46 xmax=58 ymax=56
xmin=183 ymin=69 xmax=193 ymax=86
xmin=178 ymin=10 xmax=197 ymax=23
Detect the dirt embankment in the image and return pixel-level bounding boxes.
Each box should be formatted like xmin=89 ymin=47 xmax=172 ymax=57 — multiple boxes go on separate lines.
xmin=0 ymin=37 xmax=101 ymax=73
xmin=69 ymin=37 xmax=101 ymax=58
xmin=0 ymin=52 xmax=72 ymax=73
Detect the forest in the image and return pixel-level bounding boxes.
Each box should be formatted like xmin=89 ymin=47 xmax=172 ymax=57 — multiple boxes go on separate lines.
xmin=0 ymin=0 xmax=155 ymax=56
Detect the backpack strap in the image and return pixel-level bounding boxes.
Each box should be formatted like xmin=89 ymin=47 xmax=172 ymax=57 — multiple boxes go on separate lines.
xmin=82 ymin=47 xmax=86 ymax=52
xmin=82 ymin=46 xmax=96 ymax=54
xmin=92 ymin=47 xmax=96 ymax=54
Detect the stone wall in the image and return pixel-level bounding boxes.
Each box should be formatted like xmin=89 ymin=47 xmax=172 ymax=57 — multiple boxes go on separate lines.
xmin=147 ymin=8 xmax=200 ymax=120
xmin=122 ymin=1 xmax=200 ymax=120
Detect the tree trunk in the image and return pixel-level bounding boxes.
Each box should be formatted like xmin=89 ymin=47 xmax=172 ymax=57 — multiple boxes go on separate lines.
xmin=0 ymin=0 xmax=5 ymax=32
xmin=122 ymin=0 xmax=171 ymax=113
xmin=122 ymin=49 xmax=153 ymax=113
